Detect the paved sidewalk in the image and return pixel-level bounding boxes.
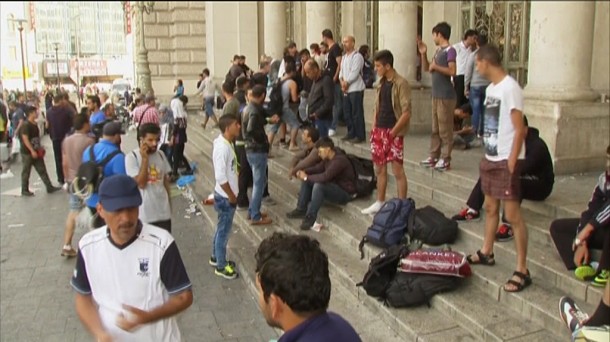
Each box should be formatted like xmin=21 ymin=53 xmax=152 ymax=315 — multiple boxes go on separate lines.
xmin=0 ymin=130 xmax=277 ymax=341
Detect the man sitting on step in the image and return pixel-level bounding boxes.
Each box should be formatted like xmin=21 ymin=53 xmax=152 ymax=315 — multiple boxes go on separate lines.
xmin=452 ymin=116 xmax=554 ymax=241
xmin=288 ymin=126 xmax=321 ymax=180
xmin=286 ymin=137 xmax=357 ymax=230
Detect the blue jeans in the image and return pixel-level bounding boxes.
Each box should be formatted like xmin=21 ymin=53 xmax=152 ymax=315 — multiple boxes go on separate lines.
xmin=212 ymin=192 xmax=236 ymax=269
xmin=331 ymin=83 xmax=343 ymax=130
xmin=204 ymin=96 xmax=215 ymax=117
xmin=315 ymin=118 xmax=332 ymax=138
xmin=246 ymin=152 xmax=268 ymax=221
xmin=297 ymin=181 xmax=352 ymax=219
xmin=343 ymin=91 xmax=365 ymax=140
xmin=469 ymin=86 xmax=486 ymax=136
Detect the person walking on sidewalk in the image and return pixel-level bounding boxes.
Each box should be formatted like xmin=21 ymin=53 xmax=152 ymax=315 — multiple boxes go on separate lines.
xmin=211 ymin=114 xmax=242 ymax=279
xmin=20 ymin=105 xmax=62 ymax=196
xmin=339 ymin=35 xmax=366 ymax=144
xmin=419 ymin=22 xmax=458 ymax=171
xmin=361 ymin=50 xmax=411 ymax=215
xmin=71 ymin=175 xmax=193 ymax=341
xmin=170 ymin=95 xmax=193 ymax=178
xmin=195 ymin=68 xmax=219 ymax=129
xmin=61 ymin=114 xmax=94 ymax=257
xmin=46 ymin=93 xmax=74 ymax=185
xmin=465 ymin=44 xmax=530 ymax=293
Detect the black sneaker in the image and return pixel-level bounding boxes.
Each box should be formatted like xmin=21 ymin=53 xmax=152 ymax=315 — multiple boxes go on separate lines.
xmin=21 ymin=190 xmax=34 ymax=197
xmin=215 ymin=264 xmax=238 ymax=280
xmin=286 ymin=209 xmax=306 ymax=219
xmin=209 ymin=257 xmax=236 ymax=268
xmin=300 ymin=215 xmax=316 ymax=230
xmin=47 ymin=186 xmax=62 ymax=194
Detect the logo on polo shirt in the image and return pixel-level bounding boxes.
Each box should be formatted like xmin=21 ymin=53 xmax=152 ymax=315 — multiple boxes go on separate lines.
xmin=138 ymin=258 xmax=150 ymax=277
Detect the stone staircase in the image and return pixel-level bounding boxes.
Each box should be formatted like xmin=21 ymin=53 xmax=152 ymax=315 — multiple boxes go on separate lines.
xmin=183 ymin=112 xmax=603 ymax=341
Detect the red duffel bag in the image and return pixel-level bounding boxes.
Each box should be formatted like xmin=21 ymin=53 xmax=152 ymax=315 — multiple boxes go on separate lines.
xmin=399 ymin=249 xmax=472 ymax=278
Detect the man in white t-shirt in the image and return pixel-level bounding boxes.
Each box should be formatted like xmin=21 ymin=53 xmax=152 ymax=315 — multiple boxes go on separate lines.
xmin=211 ymin=114 xmax=242 ymax=280
xmin=126 ymin=123 xmax=173 ymax=232
xmin=466 ymin=44 xmax=529 ymax=293
xmin=71 ymin=174 xmax=192 ymax=341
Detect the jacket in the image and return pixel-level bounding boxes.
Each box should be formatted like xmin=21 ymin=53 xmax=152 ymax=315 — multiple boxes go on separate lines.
xmin=577 ymin=172 xmax=610 ymax=234
xmin=242 ymin=102 xmax=269 ymax=153
xmin=523 ymin=127 xmax=554 ymax=191
xmin=307 ymin=74 xmax=334 ymax=121
xmin=304 ymin=151 xmax=357 ymax=195
xmin=373 ymin=72 xmax=411 ymax=136
xmin=290 ymin=146 xmax=321 ymax=177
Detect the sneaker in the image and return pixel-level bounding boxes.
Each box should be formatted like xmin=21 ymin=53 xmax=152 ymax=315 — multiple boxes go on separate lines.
xmin=452 ymin=208 xmax=480 ymax=221
xmin=300 ymin=215 xmax=316 ymax=230
xmin=495 ymin=224 xmax=514 ymax=242
xmin=250 ymin=216 xmax=273 ymax=225
xmin=420 ymin=157 xmax=438 ymax=168
xmin=286 ymin=209 xmax=306 ymax=219
xmin=209 ymin=257 xmax=236 ymax=268
xmin=247 ymin=212 xmax=269 ymax=220
xmin=236 ymin=205 xmax=248 ymax=211
xmin=361 ymin=201 xmax=384 ymax=215
xmin=215 ymin=264 xmax=238 ymax=280
xmin=47 ymin=186 xmax=62 ymax=194
xmin=591 ymin=269 xmax=609 ymax=287
xmin=328 ymin=129 xmax=336 ymax=137
xmin=21 ymin=190 xmax=34 ymax=197
xmin=434 ymin=159 xmax=450 ymax=171
xmin=574 ymin=264 xmax=598 ymax=281
xmin=558 ymin=296 xmax=589 ymax=333
xmin=61 ymin=246 xmax=77 ymax=257
xmin=262 ymin=196 xmax=277 ymax=206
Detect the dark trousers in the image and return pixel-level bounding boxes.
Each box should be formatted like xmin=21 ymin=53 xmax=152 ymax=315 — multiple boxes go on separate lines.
xmin=172 ymin=143 xmax=191 ymax=175
xmin=550 ymin=218 xmax=609 ymax=271
xmin=297 ymin=181 xmax=352 ymax=219
xmin=236 ymin=146 xmax=269 ymax=207
xmin=160 ymin=144 xmax=173 ymax=166
xmin=453 ymin=75 xmax=467 ymax=107
xmin=150 ymin=219 xmax=172 ymax=233
xmin=21 ymin=153 xmax=53 ymax=192
xmin=343 ymin=91 xmax=366 ymax=140
xmin=52 ymin=139 xmax=64 ymax=183
xmin=467 ymin=176 xmax=553 ymax=211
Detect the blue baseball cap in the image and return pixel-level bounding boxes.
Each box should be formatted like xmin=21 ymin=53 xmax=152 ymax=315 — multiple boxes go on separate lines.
xmin=98 ymin=175 xmax=142 ymax=212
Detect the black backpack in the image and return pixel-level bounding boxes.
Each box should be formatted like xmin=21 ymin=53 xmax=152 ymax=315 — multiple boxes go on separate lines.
xmin=356 ymin=245 xmax=408 ymax=299
xmin=385 ymin=272 xmax=460 ymax=308
xmin=358 ymin=198 xmax=416 ymax=259
xmin=408 ymin=206 xmax=458 ymax=246
xmin=267 ymin=79 xmax=286 ymax=117
xmin=91 ymin=120 xmax=110 ymax=143
xmin=73 ymin=146 xmax=122 ymax=198
xmin=347 ymin=154 xmax=376 ymax=198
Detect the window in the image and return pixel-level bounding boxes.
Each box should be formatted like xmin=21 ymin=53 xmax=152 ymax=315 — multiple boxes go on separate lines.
xmin=9 ymin=46 xmax=17 ymax=61
xmin=8 ymin=14 xmax=15 ymax=33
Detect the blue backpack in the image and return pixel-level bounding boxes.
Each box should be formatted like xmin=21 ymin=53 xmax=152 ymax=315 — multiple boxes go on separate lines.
xmin=359 ymin=198 xmax=416 ymax=259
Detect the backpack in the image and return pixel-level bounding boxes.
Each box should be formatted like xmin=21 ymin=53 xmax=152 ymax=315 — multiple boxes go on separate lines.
xmin=267 ymin=79 xmax=286 ymax=117
xmin=91 ymin=120 xmax=110 ymax=143
xmin=73 ymin=146 xmax=122 ymax=199
xmin=407 ymin=206 xmax=458 ymax=245
xmin=356 ymin=245 xmax=408 ymax=299
xmin=347 ymin=154 xmax=376 ymax=198
xmin=385 ymin=272 xmax=460 ymax=308
xmin=358 ymin=198 xmax=416 ymax=259
xmin=398 ymin=249 xmax=472 ymax=278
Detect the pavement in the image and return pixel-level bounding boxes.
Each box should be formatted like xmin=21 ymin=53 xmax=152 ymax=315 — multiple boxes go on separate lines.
xmin=0 ymin=129 xmax=278 ymax=341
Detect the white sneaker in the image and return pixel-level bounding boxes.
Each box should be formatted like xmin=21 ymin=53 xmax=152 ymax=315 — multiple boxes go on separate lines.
xmin=361 ymin=201 xmax=384 ymax=215
xmin=311 ymin=222 xmax=324 ymax=232
xmin=328 ymin=129 xmax=336 ymax=137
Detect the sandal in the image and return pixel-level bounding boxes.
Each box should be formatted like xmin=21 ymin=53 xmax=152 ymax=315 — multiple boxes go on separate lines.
xmin=504 ymin=270 xmax=532 ymax=292
xmin=466 ymin=250 xmax=495 ymax=265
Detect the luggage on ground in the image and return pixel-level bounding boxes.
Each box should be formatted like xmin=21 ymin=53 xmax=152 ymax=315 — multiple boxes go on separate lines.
xmin=385 ymin=272 xmax=460 ymax=308
xmin=399 ymin=249 xmax=472 ymax=278
xmin=408 ymin=206 xmax=458 ymax=245
xmin=356 ymin=245 xmax=408 ymax=299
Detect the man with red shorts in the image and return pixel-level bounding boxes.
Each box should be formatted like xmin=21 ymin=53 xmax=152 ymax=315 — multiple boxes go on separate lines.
xmin=361 ymin=50 xmax=411 ymax=215
xmin=466 ymin=44 xmax=530 ymax=293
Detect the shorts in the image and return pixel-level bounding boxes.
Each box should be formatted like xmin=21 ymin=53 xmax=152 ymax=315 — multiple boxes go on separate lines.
xmin=370 ymin=127 xmax=404 ymax=165
xmin=281 ymin=107 xmax=300 ymax=130
xmin=68 ymin=193 xmax=84 ymax=211
xmin=204 ymin=97 xmax=215 ymax=116
xmin=480 ymin=158 xmax=522 ymax=200
xmin=265 ymin=123 xmax=280 ymax=135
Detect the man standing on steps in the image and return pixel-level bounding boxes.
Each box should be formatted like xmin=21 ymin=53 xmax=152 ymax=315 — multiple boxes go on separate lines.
xmin=453 ymin=29 xmax=478 ymax=108
xmin=466 ymin=44 xmax=530 ymax=293
xmin=361 ymin=50 xmax=411 ymax=215
xmin=419 ymin=22 xmax=457 ymax=172
xmin=211 ymin=114 xmax=241 ymax=280
xmin=322 ymin=29 xmax=343 ymax=137
xmin=305 ymin=60 xmax=334 ymax=138
xmin=339 ymin=35 xmax=366 ymax=144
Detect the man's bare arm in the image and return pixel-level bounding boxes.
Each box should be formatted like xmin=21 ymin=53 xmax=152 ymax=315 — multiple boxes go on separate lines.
xmin=75 ymin=293 xmax=111 ymax=340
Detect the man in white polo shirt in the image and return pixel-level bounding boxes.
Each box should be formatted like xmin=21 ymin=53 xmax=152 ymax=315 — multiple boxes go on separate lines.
xmin=71 ymin=174 xmax=193 ymax=341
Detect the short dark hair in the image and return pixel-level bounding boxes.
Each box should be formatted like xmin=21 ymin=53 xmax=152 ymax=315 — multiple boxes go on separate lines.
xmin=236 ymin=76 xmax=249 ymax=89
xmin=233 ymin=54 xmax=240 ymax=61
xmin=239 ymin=55 xmax=246 ymax=60
xmin=250 ymin=84 xmax=266 ymax=98
xmin=179 ymin=95 xmax=188 ymax=105
xmin=284 ymin=60 xmax=296 ymax=74
xmin=73 ymin=114 xmax=88 ymax=131
xmin=459 ymin=103 xmax=472 ymax=114
xmin=139 ymin=122 xmax=161 ymax=139
xmin=78 ymin=106 xmax=89 ymax=116
xmin=358 ymin=45 xmax=370 ymax=56
xmin=432 ymin=22 xmax=452 ymax=40
xmin=177 ymin=79 xmax=183 ymax=86
xmin=53 ymin=94 xmax=64 ymax=104
xmin=218 ymin=114 xmax=238 ymax=133
xmin=316 ymin=137 xmax=335 ymax=150
xmin=476 ymin=44 xmax=502 ymax=67
xmin=320 ymin=42 xmax=328 ymax=49
xmin=259 ymin=60 xmax=270 ymax=69
xmin=463 ymin=29 xmax=478 ymax=40
xmin=24 ymin=106 xmax=37 ymax=116
xmin=287 ymin=41 xmax=297 ymax=49
xmin=523 ymin=115 xmax=529 ymax=127
xmin=322 ymin=29 xmax=334 ymax=40
xmin=374 ymin=50 xmax=394 ymax=68
xmin=477 ymin=33 xmax=489 ymax=47
xmin=304 ymin=126 xmax=320 ymax=143
xmin=135 ymin=87 xmax=141 ymax=94
xmin=221 ymin=81 xmax=235 ymax=94
xmin=255 ymin=233 xmax=331 ymax=315
xmin=299 ymin=49 xmax=311 ymax=58
xmin=87 ymin=95 xmax=101 ymax=108
xmin=309 ymin=43 xmax=320 ymax=53
xmin=199 ymin=73 xmax=204 ymax=77
xmin=202 ymin=68 xmax=210 ymax=76
xmin=305 ymin=59 xmax=319 ymax=70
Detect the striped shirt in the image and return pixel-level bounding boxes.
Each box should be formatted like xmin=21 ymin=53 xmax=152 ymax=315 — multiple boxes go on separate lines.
xmin=132 ymin=104 xmax=160 ymax=126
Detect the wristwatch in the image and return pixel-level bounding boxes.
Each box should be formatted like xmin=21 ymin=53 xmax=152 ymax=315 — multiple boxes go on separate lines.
xmin=574 ymin=237 xmax=584 ymax=247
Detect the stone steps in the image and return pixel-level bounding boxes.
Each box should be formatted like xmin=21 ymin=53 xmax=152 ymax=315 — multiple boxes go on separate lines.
xmin=184 ymin=124 xmax=576 ymax=341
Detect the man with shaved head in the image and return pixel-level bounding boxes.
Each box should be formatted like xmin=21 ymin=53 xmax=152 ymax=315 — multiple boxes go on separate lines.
xmin=304 ymin=59 xmax=334 ymax=138
xmin=339 ymin=35 xmax=366 ymax=143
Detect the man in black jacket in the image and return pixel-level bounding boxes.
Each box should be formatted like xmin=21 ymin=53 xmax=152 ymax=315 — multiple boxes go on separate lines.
xmin=452 ymin=117 xmax=555 ymax=241
xmin=304 ymin=60 xmax=334 ymax=138
xmin=242 ymin=85 xmax=279 ymax=225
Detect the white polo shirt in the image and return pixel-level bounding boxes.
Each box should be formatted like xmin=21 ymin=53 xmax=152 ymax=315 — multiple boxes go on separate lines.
xmin=71 ymin=222 xmax=192 ymax=341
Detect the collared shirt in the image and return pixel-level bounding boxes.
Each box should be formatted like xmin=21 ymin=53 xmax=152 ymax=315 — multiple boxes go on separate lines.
xmin=339 ymin=50 xmax=365 ymax=93
xmin=453 ymin=41 xmax=473 ymax=76
xmin=373 ymin=71 xmax=412 ymax=136
xmin=196 ymin=77 xmax=216 ymax=98
xmin=132 ymin=104 xmax=160 ymax=126
xmin=278 ymin=312 xmax=361 ymax=342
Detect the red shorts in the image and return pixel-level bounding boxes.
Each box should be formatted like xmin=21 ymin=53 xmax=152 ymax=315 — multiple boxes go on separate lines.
xmin=370 ymin=127 xmax=404 ymax=165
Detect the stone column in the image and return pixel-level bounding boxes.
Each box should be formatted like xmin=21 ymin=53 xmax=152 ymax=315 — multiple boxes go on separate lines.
xmin=524 ymin=1 xmax=597 ymax=101
xmin=378 ymin=2 xmax=418 ymax=84
xmin=306 ymin=2 xmax=335 ymax=46
xmin=263 ymin=2 xmax=286 ymax=59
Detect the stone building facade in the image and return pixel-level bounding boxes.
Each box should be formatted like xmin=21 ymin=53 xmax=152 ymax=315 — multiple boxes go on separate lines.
xmin=143 ymin=1 xmax=609 ymax=174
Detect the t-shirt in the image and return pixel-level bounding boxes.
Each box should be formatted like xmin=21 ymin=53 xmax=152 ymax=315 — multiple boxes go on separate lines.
xmin=483 ymin=75 xmax=526 ymax=162
xmin=213 ymin=134 xmax=238 ymax=198
xmin=376 ymin=81 xmax=396 ymax=129
xmin=222 ymin=97 xmax=240 ymax=118
xmin=62 ymin=132 xmax=95 ymax=183
xmin=90 ymin=110 xmax=106 ymax=126
xmin=11 ymin=108 xmax=26 ymax=129
xmin=325 ymin=43 xmax=343 ymax=83
xmin=431 ymin=46 xmax=457 ymax=99
xmin=82 ymin=140 xmax=126 ymax=208
xmin=46 ymin=105 xmax=74 ymax=141
xmin=71 ymin=222 xmax=191 ymax=341
xmin=126 ymin=149 xmax=172 ymax=223
xmin=277 ymin=312 xmax=361 ymax=342
xmin=19 ymin=121 xmax=41 ymax=154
